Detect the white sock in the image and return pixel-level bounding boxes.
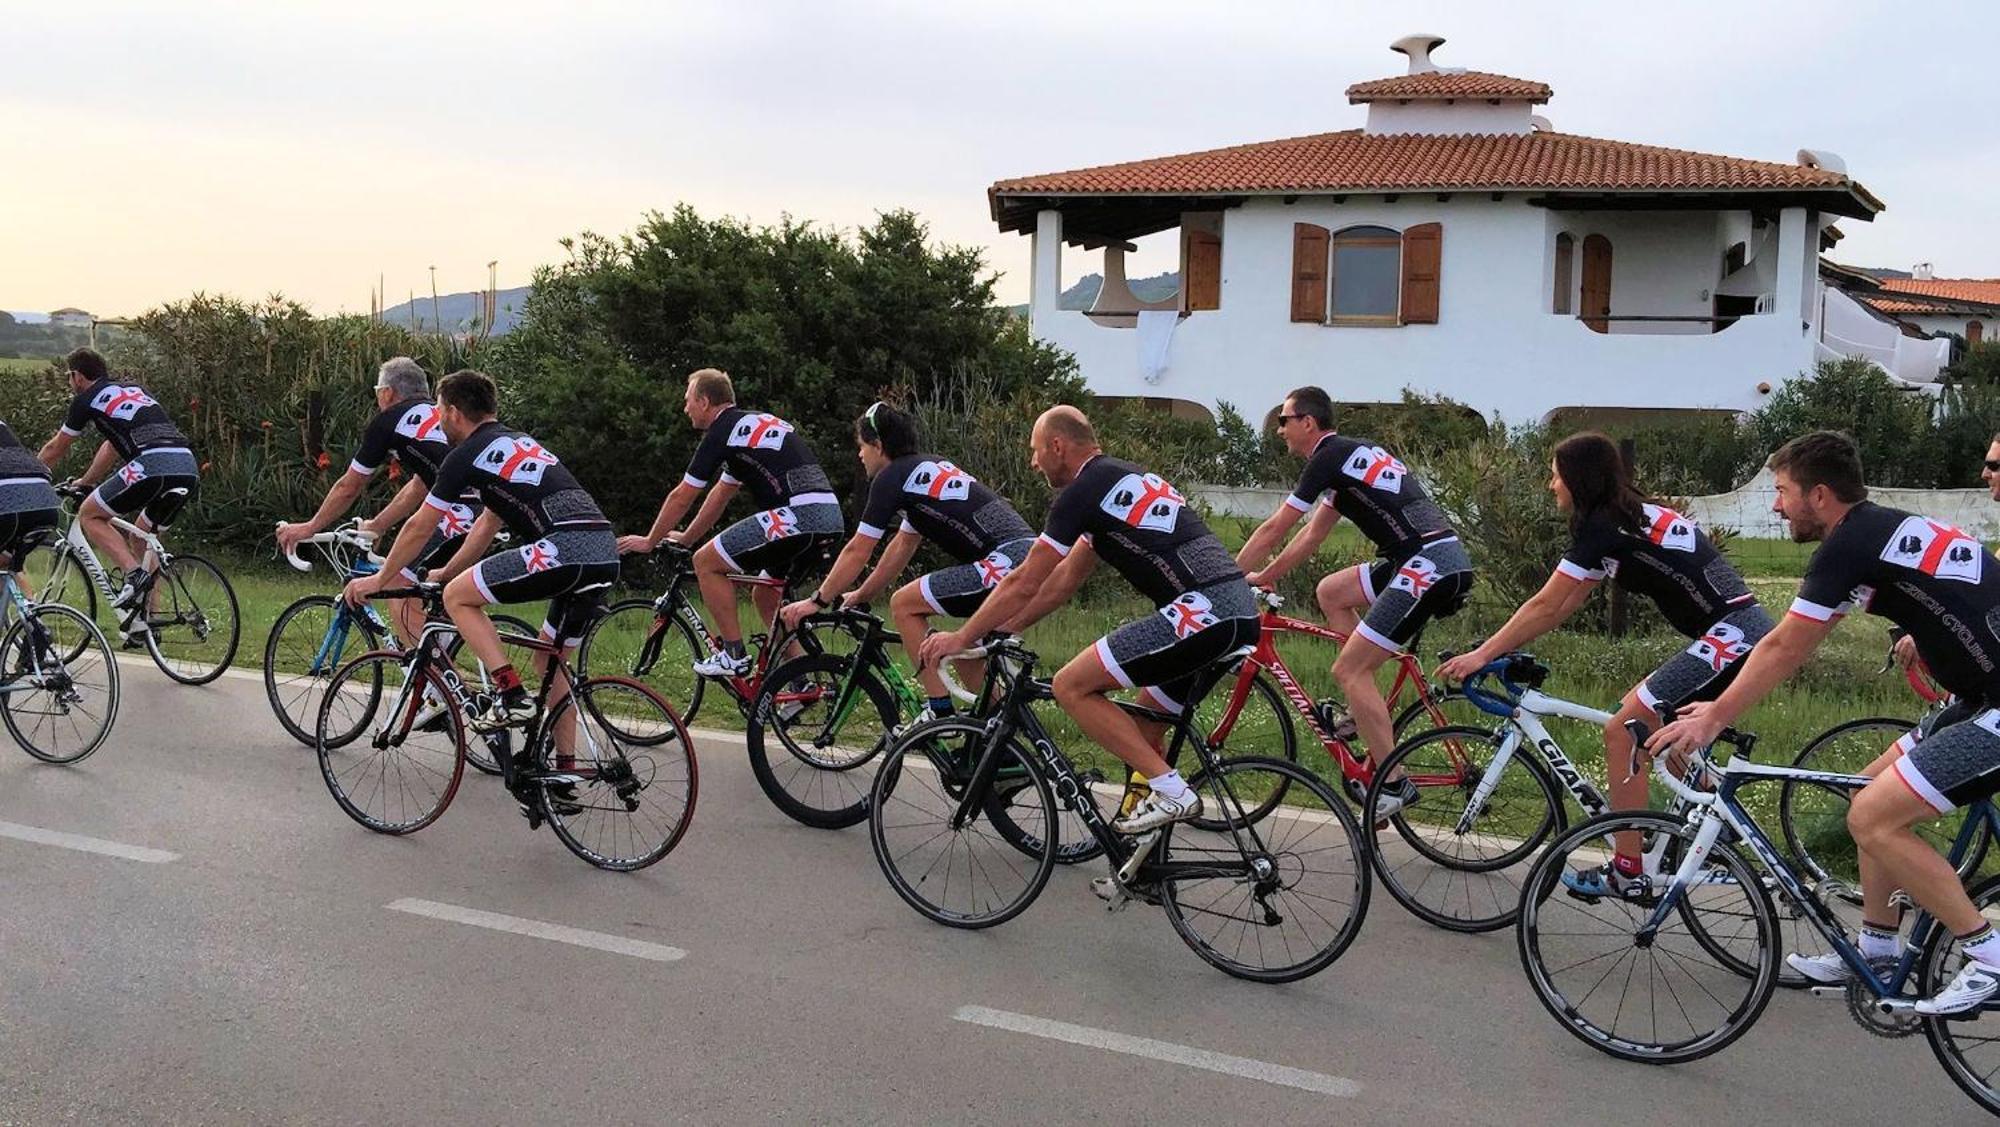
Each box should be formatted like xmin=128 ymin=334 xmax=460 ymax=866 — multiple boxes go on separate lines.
xmin=1859 ymin=923 xmax=1900 ymax=962
xmin=1147 ymin=769 xmax=1192 ymax=803
xmin=1961 ymin=925 xmax=2000 ymax=970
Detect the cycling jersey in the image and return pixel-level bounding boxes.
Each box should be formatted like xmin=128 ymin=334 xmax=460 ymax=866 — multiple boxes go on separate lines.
xmin=59 ymin=378 xmax=190 ymax=461
xmin=425 ymin=420 xmax=609 ymax=541
xmin=855 ymin=453 xmax=1034 ymax=562
xmin=681 ymin=406 xmax=834 ymax=509
xmin=1287 ymin=433 xmax=1454 ymax=560
xmin=1557 ymin=504 xmax=1757 ymax=638
xmin=0 ymin=419 xmax=51 ymax=483
xmin=1041 ymin=454 xmax=1240 ymax=607
xmin=350 ymin=398 xmax=468 ymax=495
xmin=1791 ymin=500 xmax=2000 ymax=700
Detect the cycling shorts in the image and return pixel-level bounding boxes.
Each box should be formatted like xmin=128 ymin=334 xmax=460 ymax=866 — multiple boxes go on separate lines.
xmin=712 ymin=498 xmax=842 ymax=582
xmin=0 ymin=506 xmax=58 ymax=563
xmin=1353 ymin=536 xmax=1474 ymax=653
xmin=918 ymin=536 xmax=1035 ymax=618
xmin=1893 ymin=697 xmax=2000 ymax=814
xmin=398 ymin=501 xmax=483 ymax=582
xmin=470 ymin=527 xmax=619 ymax=648
xmin=1636 ymin=604 xmax=1774 ymax=715
xmin=1095 ymin=578 xmax=1261 ymax=714
xmin=90 ymin=447 xmax=199 ymax=528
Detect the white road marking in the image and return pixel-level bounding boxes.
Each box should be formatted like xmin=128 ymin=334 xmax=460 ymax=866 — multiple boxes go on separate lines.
xmin=952 ymin=1006 xmax=1360 ymax=1098
xmin=0 ymin=819 xmax=179 ymax=863
xmin=385 ymin=898 xmax=686 ymax=962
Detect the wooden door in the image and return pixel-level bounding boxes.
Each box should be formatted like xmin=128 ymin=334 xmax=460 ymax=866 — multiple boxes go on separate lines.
xmin=1580 ymin=234 xmax=1613 ymax=333
xmin=1184 ymin=230 xmax=1221 ymax=311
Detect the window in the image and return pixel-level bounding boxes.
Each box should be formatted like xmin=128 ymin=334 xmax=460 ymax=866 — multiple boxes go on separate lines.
xmin=1552 ymin=233 xmax=1575 ymax=315
xmin=1969 ymin=320 xmax=1985 ymax=346
xmin=1329 ymin=226 xmax=1401 ymax=323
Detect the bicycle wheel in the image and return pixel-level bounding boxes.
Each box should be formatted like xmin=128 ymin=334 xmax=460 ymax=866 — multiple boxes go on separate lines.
xmin=577 ymin=598 xmax=706 ymax=731
xmin=264 ymin=595 xmax=383 ymax=747
xmin=142 ymin=553 xmax=240 ymax=685
xmin=1392 ymin=687 xmax=1499 ymax=740
xmin=1517 ymin=810 xmax=1779 ymax=1065
xmin=745 ymin=651 xmax=898 ymax=830
xmin=1922 ymin=873 xmax=2000 ymax=1117
xmin=1780 ymin=716 xmax=1989 ymax=892
xmin=870 ymin=718 xmax=1058 ymax=928
xmin=533 ymin=676 xmax=697 ymax=871
xmin=1158 ymin=756 xmax=1368 ymax=982
xmin=1187 ymin=670 xmax=1296 ymax=829
xmin=316 ymin=651 xmax=464 ymax=834
xmin=29 ymin=546 xmax=97 ymax=663
xmin=0 ymin=603 xmax=119 ymax=764
xmin=440 ymin=613 xmax=538 ymax=776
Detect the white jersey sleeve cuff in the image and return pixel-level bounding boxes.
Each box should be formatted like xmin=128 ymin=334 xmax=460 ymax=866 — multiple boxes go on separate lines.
xmin=1284 ymin=494 xmax=1313 ymax=514
xmin=855 ymin=521 xmax=886 ymax=540
xmin=1786 ymin=597 xmax=1842 ymax=622
xmin=719 ymin=471 xmax=741 ymax=486
xmin=1554 ymin=559 xmax=1605 ymax=582
xmin=59 ymin=425 xmax=82 ymax=437
xmin=349 ymin=460 xmax=379 ymax=477
xmin=421 ymin=492 xmax=455 ymax=513
xmin=900 ymin=518 xmax=917 ymax=534
xmin=681 ymin=472 xmax=708 ymax=489
xmin=1038 ymin=532 xmax=1073 ymax=558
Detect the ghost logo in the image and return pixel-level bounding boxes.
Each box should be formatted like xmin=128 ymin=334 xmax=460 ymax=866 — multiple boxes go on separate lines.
xmin=1098 ymin=472 xmax=1184 ymax=532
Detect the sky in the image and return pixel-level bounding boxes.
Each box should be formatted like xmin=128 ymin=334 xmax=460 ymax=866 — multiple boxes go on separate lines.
xmin=2 ymin=0 xmax=1991 ymax=317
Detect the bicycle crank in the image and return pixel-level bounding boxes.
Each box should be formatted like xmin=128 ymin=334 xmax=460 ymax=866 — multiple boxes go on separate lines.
xmin=1845 ymin=973 xmax=1921 ymax=1039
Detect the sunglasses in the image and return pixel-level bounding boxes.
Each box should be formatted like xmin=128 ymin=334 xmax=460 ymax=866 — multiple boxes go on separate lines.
xmin=1274 ymin=413 xmax=1309 ymax=426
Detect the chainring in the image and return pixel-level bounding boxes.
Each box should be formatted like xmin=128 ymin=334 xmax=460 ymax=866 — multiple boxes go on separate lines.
xmin=1846 ymin=961 xmax=1920 ymax=1039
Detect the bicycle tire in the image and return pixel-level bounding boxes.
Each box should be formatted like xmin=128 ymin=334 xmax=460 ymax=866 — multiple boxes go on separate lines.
xmin=1392 ymin=687 xmax=1498 ymax=740
xmin=1187 ymin=670 xmax=1297 ymax=829
xmin=534 ymin=676 xmax=698 ymax=871
xmin=1922 ymin=873 xmax=2000 ymax=1117
xmin=745 ymin=650 xmax=898 ymax=830
xmin=0 ymin=603 xmax=120 ymax=764
xmin=1365 ymin=724 xmax=1565 ymax=933
xmin=1516 ymin=810 xmax=1779 ymax=1065
xmin=315 ymin=650 xmax=464 ymax=834
xmin=577 ymin=598 xmax=707 ymax=733
xmin=142 ymin=553 xmax=240 ymax=685
xmin=264 ymin=595 xmax=384 ymax=747
xmin=869 ymin=718 xmax=1058 ymax=929
xmin=1159 ymin=756 xmax=1369 ymax=982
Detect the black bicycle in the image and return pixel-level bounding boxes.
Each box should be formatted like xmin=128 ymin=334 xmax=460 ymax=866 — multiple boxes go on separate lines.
xmin=867 ymin=634 xmax=1369 ymax=983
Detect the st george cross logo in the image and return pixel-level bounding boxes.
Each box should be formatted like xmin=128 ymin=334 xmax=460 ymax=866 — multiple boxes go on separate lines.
xmin=727 ymin=413 xmax=791 ymax=451
xmin=477 ymin=435 xmax=557 ymax=486
xmin=1880 ymin=515 xmax=1984 ymax=584
xmin=975 ymin=551 xmax=1012 ymax=589
xmin=519 ymin=538 xmax=560 ymax=573
xmin=1389 ymin=553 xmax=1439 ymax=597
xmin=1100 ymin=472 xmax=1185 ymax=533
xmin=905 ymin=460 xmax=972 ymax=502
xmin=1688 ymin=621 xmax=1751 ymax=672
xmin=1158 ymin=591 xmax=1220 ymax=639
xmin=756 ymin=506 xmax=798 ymax=541
xmin=1641 ymin=504 xmax=1697 ymax=552
xmin=92 ymin=385 xmax=157 ymax=422
xmin=395 ymin=405 xmax=445 ymax=444
xmin=117 ymin=460 xmax=148 ymax=485
xmin=1340 ymin=445 xmax=1406 ymax=493
xmin=434 ymin=503 xmax=475 ymax=538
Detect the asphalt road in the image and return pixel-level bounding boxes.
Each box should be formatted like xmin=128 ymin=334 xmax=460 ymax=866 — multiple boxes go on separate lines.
xmin=0 ymin=664 xmax=1980 ymax=1125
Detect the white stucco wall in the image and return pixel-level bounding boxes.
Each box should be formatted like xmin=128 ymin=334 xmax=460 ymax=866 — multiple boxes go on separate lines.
xmin=1901 ymin=313 xmax=1986 ymax=340
xmin=1365 ymin=101 xmax=1533 ymax=135
xmin=1685 ymin=469 xmax=2000 ymax=540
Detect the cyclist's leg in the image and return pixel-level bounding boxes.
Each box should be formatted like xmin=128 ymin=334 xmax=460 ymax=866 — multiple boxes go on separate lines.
xmin=903 ymin=539 xmax=1027 ymax=701
xmin=691 ymin=540 xmax=742 ymax=647
xmin=81 ymin=475 xmax=145 ymax=574
xmin=1314 ymin=563 xmax=1370 ymax=636
xmin=538 ymin=581 xmax=612 ymax=765
xmin=394 ymin=510 xmax=475 ymax=649
xmin=1336 ymin=543 xmax=1473 ymax=772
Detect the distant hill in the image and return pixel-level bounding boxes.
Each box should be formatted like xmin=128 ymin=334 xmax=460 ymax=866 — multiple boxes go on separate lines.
xmin=378 ymin=286 xmax=533 ymax=335
xmin=1005 ymin=271 xmax=1181 ymax=318
xmin=1855 ymin=266 xmax=1914 ymax=280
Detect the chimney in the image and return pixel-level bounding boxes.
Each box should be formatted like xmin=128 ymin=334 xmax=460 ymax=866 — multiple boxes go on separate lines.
xmin=1914 ymin=263 xmax=1935 ymax=280
xmin=1390 ymin=33 xmax=1447 ymax=75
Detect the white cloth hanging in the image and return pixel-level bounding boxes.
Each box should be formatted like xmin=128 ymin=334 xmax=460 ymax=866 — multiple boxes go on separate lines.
xmin=1137 ymin=310 xmax=1179 ymax=385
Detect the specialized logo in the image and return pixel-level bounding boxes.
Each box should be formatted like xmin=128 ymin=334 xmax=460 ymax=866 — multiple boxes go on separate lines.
xmin=476 ymin=434 xmax=557 ymax=486
xmin=434 ymin=503 xmax=476 ymax=538
xmin=1641 ymin=504 xmax=1697 ymax=552
xmin=1389 ymin=553 xmax=1439 ymax=598
xmin=1689 ymin=621 xmax=1752 ymax=672
xmin=756 ymin=506 xmax=798 ymax=541
xmin=1100 ymin=472 xmax=1185 ymax=533
xmin=520 ymin=538 xmax=560 ymax=573
xmin=904 ymin=460 xmax=972 ymax=502
xmin=394 ymin=404 xmax=445 ymax=444
xmin=1341 ymin=445 xmax=1406 ymax=493
xmin=727 ymin=413 xmax=791 ymax=451
xmin=1159 ymin=591 xmax=1220 ymax=639
xmin=91 ymin=385 xmax=158 ymax=422
xmin=974 ymin=550 xmax=1013 ymax=589
xmin=117 ymin=460 xmax=148 ymax=485
xmin=1881 ymin=516 xmax=1983 ymax=584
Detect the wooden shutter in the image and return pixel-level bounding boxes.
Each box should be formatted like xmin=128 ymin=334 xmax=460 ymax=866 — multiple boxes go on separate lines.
xmin=1290 ymin=223 xmax=1329 ymax=322
xmin=1581 ymin=234 xmax=1613 ymax=333
xmin=1552 ymin=233 xmax=1575 ymax=315
xmin=1969 ymin=320 xmax=1984 ymax=345
xmin=1399 ymin=222 xmax=1442 ymax=324
xmin=1185 ymin=231 xmax=1222 ymax=311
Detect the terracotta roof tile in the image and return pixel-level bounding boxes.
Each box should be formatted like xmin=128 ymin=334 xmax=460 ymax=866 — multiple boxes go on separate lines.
xmin=1860 ymin=295 xmax=1961 ymax=315
xmin=1346 ymin=70 xmax=1551 ymax=103
xmin=1877 ymin=278 xmax=2000 ymax=306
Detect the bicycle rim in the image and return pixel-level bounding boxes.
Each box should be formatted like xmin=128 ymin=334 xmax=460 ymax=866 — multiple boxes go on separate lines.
xmin=143 ymin=553 xmax=240 ymax=685
xmin=1189 ymin=671 xmax=1296 ymax=829
xmin=577 ymin=599 xmax=705 ymax=732
xmin=264 ymin=595 xmax=380 ymax=748
xmin=1922 ymin=874 xmax=2000 ymax=1117
xmin=316 ymin=651 xmax=463 ymax=834
xmin=746 ymin=651 xmax=895 ymax=830
xmin=538 ymin=676 xmax=698 ymax=871
xmin=0 ymin=604 xmax=120 ymax=764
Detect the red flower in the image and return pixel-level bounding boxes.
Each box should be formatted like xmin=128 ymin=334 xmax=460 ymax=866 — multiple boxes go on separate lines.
xmin=315 ymin=451 xmax=331 ymax=470
xmin=200 ymin=461 xmax=212 ymax=472
xmin=260 ymin=419 xmax=273 ymax=429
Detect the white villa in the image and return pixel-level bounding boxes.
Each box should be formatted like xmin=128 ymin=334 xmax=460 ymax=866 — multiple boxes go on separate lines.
xmin=989 ymin=34 xmax=1944 ymax=425
xmin=1857 ymin=270 xmax=2000 ymax=346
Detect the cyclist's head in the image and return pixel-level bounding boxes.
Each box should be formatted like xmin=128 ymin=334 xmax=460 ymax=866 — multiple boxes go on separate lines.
xmin=1985 ymin=432 xmax=2000 ymax=502
xmin=375 ymin=356 xmax=429 ymax=408
xmin=65 ymin=347 xmax=109 ymax=389
xmin=1767 ymin=430 xmax=1867 ymax=542
xmin=855 ymin=400 xmax=918 ymax=473
xmin=1031 ymin=404 xmax=1099 ymax=487
xmin=1551 ymin=431 xmax=1645 ymax=528
xmin=1277 ymin=387 xmax=1334 ymax=455
xmin=684 ymin=368 xmax=734 ymax=427
xmin=436 ymin=369 xmax=498 ymax=440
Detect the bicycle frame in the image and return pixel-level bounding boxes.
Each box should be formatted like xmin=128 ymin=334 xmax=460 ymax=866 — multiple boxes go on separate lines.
xmin=46 ymin=504 xmax=171 ymax=602
xmin=1455 ymin=688 xmax=1617 ymax=827
xmin=636 ymin=550 xmax=814 ymax=707
xmin=0 ymin=573 xmax=55 ymax=696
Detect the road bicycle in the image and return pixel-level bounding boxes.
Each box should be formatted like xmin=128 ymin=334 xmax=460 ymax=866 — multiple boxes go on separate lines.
xmin=867 ymin=634 xmax=1368 ymax=983
xmin=0 ymin=531 xmax=119 ymax=763
xmin=314 ymin=583 xmax=696 ymax=871
xmin=265 ymin=521 xmax=534 ymax=775
xmin=35 ymin=483 xmax=239 ymax=684
xmin=1515 ymin=716 xmax=2000 ymax=1116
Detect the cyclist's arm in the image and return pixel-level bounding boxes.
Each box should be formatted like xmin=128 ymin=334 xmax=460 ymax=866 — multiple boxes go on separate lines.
xmin=366 ymin=500 xmax=445 ymax=585
xmin=636 ymin=482 xmax=702 ymax=548
xmin=950 ymin=539 xmax=1066 ymax=640
xmin=37 ymin=430 xmax=76 ymax=468
xmin=678 ymin=480 xmax=738 ymax=543
xmin=1465 ymin=569 xmax=1594 ymax=661
xmin=1004 ymin=538 xmax=1097 ymax=631
xmin=296 ymin=468 xmax=371 ymax=535
xmin=849 ymin=528 xmax=922 ymax=603
xmin=430 ymin=509 xmax=502 ymax=583
xmin=75 ymin=441 xmax=119 ymax=488
xmin=1236 ymin=498 xmax=1304 ymax=573
xmin=1255 ymin=500 xmax=1341 ymax=585
xmin=808 ymin=532 xmax=879 ymax=604
xmin=362 ymin=478 xmax=427 ymax=537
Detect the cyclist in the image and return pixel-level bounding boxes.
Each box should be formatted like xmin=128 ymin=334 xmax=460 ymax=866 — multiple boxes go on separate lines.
xmin=920 ymin=405 xmax=1260 ymax=833
xmin=1438 ymin=431 xmax=1772 ymax=897
xmin=1653 ymin=430 xmax=2000 ymax=1015
xmin=343 ymin=369 xmax=617 ymax=733
xmin=0 ymin=416 xmax=60 ymax=586
xmin=36 ymin=347 xmax=200 ymax=634
xmin=1235 ymin=385 xmax=1472 ymax=816
xmin=777 ymin=401 xmax=1034 ymax=720
xmin=277 ymin=357 xmax=479 ymax=646
xmin=618 ymin=368 xmax=843 ymax=677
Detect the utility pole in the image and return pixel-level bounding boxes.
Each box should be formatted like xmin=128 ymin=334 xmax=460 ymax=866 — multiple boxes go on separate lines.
xmin=429 ymin=266 xmax=441 ymax=334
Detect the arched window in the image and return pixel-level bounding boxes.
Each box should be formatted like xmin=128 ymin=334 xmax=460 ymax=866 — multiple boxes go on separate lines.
xmin=1552 ymin=233 xmax=1575 ymax=315
xmin=1329 ymin=225 xmax=1401 ymax=323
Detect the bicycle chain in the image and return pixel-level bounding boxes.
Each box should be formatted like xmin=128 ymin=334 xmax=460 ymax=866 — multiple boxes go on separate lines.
xmin=1846 ymin=959 xmax=1920 ymax=1039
